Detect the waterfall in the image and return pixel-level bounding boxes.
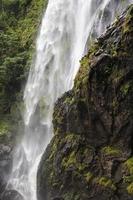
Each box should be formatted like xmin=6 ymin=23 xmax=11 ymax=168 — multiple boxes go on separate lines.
xmin=8 ymin=0 xmax=133 ymax=200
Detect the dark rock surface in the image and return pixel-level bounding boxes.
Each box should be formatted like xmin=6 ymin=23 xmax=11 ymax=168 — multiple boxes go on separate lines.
xmin=1 ymin=190 xmax=24 ymax=200
xmin=0 ymin=132 xmax=13 ymax=199
xmin=0 ymin=144 xmax=12 ymax=193
xmin=37 ymin=5 xmax=133 ymax=200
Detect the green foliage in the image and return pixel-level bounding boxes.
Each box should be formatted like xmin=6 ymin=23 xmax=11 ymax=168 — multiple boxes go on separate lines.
xmin=0 ymin=0 xmax=47 ymax=116
xmin=0 ymin=120 xmax=9 ymax=136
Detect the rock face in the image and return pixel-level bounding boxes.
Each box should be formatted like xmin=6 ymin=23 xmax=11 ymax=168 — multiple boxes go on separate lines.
xmin=0 ymin=136 xmax=23 ymax=200
xmin=0 ymin=129 xmax=13 ymax=199
xmin=37 ymin=5 xmax=133 ymax=200
xmin=0 ymin=145 xmax=12 ymax=191
xmin=1 ymin=190 xmax=24 ymax=200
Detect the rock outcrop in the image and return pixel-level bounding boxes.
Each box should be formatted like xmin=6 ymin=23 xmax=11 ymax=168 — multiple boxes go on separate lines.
xmin=37 ymin=5 xmax=133 ymax=200
xmin=0 ymin=128 xmax=13 ymax=200
xmin=0 ymin=129 xmax=24 ymax=200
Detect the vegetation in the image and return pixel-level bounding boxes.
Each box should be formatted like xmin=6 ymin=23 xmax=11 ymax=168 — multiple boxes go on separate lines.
xmin=37 ymin=4 xmax=133 ymax=200
xmin=102 ymin=146 xmax=122 ymax=156
xmin=125 ymin=157 xmax=133 ymax=175
xmin=84 ymin=172 xmax=93 ymax=183
xmin=0 ymin=0 xmax=47 ymax=121
xmin=97 ymin=177 xmax=116 ymax=191
xmin=127 ymin=183 xmax=133 ymax=195
xmin=122 ymin=6 xmax=133 ymax=34
xmin=123 ymin=157 xmax=133 ymax=194
xmin=0 ymin=120 xmax=9 ymax=136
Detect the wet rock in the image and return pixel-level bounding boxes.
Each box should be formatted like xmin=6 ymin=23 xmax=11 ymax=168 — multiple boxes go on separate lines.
xmin=1 ymin=190 xmax=24 ymax=200
xmin=0 ymin=144 xmax=12 ymax=198
xmin=37 ymin=5 xmax=133 ymax=200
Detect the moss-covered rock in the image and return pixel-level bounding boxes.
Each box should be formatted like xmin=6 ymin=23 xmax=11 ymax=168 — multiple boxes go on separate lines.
xmin=101 ymin=146 xmax=122 ymax=157
xmin=96 ymin=177 xmax=116 ymax=191
xmin=37 ymin=5 xmax=133 ymax=200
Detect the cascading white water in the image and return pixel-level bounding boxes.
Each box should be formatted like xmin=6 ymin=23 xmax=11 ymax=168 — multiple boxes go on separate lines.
xmin=8 ymin=0 xmax=133 ymax=200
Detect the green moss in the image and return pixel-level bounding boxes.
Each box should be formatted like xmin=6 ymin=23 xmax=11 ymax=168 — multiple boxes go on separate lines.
xmin=123 ymin=158 xmax=133 ymax=187
xmin=49 ymin=137 xmax=59 ymax=160
xmin=64 ymin=96 xmax=75 ymax=105
xmin=65 ymin=133 xmax=81 ymax=144
xmin=53 ymin=113 xmax=64 ymax=128
xmin=62 ymin=151 xmax=77 ymax=168
xmin=74 ymin=41 xmax=99 ymax=94
xmin=61 ymin=133 xmax=93 ymax=173
xmin=63 ymin=192 xmax=80 ymax=200
xmin=122 ymin=8 xmax=133 ymax=34
xmin=74 ymin=55 xmax=89 ymax=90
xmin=110 ymin=44 xmax=117 ymax=56
xmin=84 ymin=172 xmax=93 ymax=183
xmin=120 ymin=83 xmax=130 ymax=96
xmin=125 ymin=157 xmax=133 ymax=175
xmin=123 ymin=175 xmax=133 ymax=184
xmin=126 ymin=157 xmax=133 ymax=168
xmin=102 ymin=146 xmax=121 ymax=156
xmin=97 ymin=177 xmax=116 ymax=191
xmin=127 ymin=183 xmax=133 ymax=194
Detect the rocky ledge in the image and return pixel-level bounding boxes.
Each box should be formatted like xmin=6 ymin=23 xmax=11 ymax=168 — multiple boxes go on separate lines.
xmin=37 ymin=5 xmax=133 ymax=200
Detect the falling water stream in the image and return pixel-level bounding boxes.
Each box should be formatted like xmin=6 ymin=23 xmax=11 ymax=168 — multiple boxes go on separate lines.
xmin=8 ymin=0 xmax=133 ymax=200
